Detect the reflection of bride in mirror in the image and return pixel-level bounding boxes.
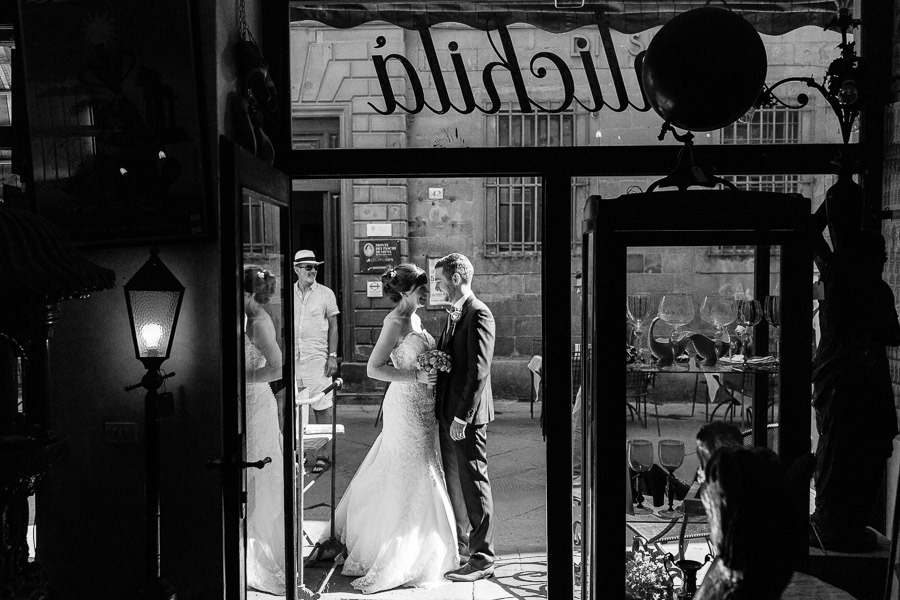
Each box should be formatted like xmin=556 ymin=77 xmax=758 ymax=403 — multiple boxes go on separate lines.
xmin=243 ymin=266 xmax=286 ymax=594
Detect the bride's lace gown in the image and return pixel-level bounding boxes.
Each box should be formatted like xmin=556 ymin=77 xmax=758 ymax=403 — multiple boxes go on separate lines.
xmin=245 ymin=335 xmax=286 ymax=594
xmin=331 ymin=330 xmax=459 ymax=594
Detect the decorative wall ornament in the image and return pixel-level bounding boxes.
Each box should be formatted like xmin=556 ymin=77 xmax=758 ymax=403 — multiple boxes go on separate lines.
xmin=18 ymin=0 xmax=211 ymax=246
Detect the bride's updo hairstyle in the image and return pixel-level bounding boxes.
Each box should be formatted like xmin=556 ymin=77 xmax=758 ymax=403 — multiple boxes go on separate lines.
xmin=381 ymin=263 xmax=428 ymax=303
xmin=243 ymin=266 xmax=277 ymax=304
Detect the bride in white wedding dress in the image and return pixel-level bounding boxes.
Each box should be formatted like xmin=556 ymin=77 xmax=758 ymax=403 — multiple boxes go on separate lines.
xmin=327 ymin=263 xmax=459 ymax=594
xmin=244 ymin=267 xmax=286 ymax=595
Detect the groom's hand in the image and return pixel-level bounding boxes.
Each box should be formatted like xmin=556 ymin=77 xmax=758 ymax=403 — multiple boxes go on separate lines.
xmin=450 ymin=419 xmax=467 ymax=441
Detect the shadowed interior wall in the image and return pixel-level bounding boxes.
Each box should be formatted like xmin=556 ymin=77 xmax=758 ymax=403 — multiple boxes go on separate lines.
xmin=31 ymin=0 xmax=255 ymax=597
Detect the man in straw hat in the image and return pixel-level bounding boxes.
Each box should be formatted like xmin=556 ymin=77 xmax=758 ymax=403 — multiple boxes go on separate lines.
xmin=293 ymin=249 xmax=340 ymax=473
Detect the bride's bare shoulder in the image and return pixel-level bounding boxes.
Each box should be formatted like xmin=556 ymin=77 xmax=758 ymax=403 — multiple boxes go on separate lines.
xmin=382 ymin=312 xmax=410 ymax=328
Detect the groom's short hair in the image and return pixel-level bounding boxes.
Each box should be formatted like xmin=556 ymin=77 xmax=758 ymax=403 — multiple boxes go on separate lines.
xmin=436 ymin=253 xmax=474 ymax=284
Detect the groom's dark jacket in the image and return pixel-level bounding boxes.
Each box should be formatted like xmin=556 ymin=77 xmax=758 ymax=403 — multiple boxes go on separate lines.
xmin=436 ymin=295 xmax=495 ymax=425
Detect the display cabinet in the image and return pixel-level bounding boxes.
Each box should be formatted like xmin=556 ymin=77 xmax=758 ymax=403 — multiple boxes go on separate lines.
xmin=579 ymin=190 xmax=812 ymax=598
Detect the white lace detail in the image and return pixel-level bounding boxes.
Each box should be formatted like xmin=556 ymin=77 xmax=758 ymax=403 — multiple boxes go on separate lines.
xmin=327 ymin=330 xmax=459 ymax=594
xmin=244 ymin=336 xmax=287 ymax=594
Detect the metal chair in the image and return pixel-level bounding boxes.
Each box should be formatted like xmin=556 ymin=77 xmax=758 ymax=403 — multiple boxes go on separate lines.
xmin=710 ymin=372 xmax=776 ymax=426
xmin=691 ymin=373 xmax=709 ymax=420
xmin=709 ymin=372 xmax=751 ymax=425
xmin=626 ymin=371 xmax=658 ymax=435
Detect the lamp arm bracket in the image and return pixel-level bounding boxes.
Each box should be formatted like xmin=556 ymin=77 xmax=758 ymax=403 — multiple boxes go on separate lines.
xmin=125 ymin=369 xmax=175 ymax=392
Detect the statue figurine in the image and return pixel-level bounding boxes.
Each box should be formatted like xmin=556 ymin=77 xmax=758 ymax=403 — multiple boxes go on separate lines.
xmin=693 ymin=445 xmax=794 ymax=600
xmin=692 ymin=423 xmax=814 ymax=599
xmin=810 ymin=216 xmax=900 ymax=551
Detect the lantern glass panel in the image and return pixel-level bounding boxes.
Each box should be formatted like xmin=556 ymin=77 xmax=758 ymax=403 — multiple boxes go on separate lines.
xmin=128 ymin=289 xmax=182 ymax=359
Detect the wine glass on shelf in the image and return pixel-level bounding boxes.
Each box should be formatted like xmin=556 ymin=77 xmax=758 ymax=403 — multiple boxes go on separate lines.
xmin=700 ymin=295 xmax=737 ymax=358
xmin=764 ymin=295 xmax=781 ymax=362
xmin=627 ymin=294 xmax=652 ymax=365
xmin=627 ymin=439 xmax=654 ymax=515
xmin=736 ymin=299 xmax=763 ymax=360
xmin=657 ymin=439 xmax=686 ymax=519
xmin=657 ymin=293 xmax=695 ymax=371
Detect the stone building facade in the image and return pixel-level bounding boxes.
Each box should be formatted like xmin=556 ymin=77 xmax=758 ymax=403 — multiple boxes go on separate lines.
xmin=289 ymin=20 xmax=844 ymax=401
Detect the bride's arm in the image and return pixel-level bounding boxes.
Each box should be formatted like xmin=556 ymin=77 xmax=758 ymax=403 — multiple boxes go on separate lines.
xmin=367 ymin=317 xmax=425 ymax=383
xmin=246 ymin=317 xmax=283 ymax=383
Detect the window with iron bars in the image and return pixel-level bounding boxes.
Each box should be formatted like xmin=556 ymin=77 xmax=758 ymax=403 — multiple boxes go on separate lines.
xmin=712 ymin=107 xmax=801 ymax=257
xmin=708 ymin=174 xmax=803 ymax=257
xmin=485 ymin=105 xmax=588 ymax=254
xmin=242 ymin=192 xmax=279 ymax=256
xmin=721 ymin=107 xmax=800 ymax=145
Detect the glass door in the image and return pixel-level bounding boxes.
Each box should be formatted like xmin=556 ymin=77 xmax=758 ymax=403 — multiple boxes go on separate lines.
xmin=221 ymin=139 xmax=299 ymax=600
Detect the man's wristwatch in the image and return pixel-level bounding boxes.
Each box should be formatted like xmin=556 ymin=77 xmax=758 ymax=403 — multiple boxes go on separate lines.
xmin=328 ymin=352 xmax=337 ymax=358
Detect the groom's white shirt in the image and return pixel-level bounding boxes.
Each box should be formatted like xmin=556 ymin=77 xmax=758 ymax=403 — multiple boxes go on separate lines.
xmin=448 ymin=290 xmax=473 ymax=426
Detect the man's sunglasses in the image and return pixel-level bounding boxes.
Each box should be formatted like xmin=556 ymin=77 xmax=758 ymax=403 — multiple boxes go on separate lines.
xmin=296 ymin=264 xmax=318 ymax=271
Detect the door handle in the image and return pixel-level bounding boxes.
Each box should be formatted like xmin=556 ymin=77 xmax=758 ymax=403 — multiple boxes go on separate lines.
xmin=241 ymin=457 xmax=272 ymax=470
xmin=206 ymin=456 xmax=272 ymax=470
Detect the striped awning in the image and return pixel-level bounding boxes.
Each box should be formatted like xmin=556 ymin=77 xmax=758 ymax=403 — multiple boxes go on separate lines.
xmin=0 ymin=203 xmax=116 ymax=304
xmin=290 ymin=1 xmax=842 ymax=35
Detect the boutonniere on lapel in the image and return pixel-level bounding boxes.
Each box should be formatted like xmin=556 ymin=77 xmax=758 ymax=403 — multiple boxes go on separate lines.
xmin=446 ymin=305 xmax=462 ymax=336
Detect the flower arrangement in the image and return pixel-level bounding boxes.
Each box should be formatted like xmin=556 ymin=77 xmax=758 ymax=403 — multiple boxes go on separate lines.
xmin=626 ymin=344 xmax=639 ymax=363
xmin=416 ymin=349 xmax=452 ymax=374
xmin=625 ymin=537 xmax=675 ymax=600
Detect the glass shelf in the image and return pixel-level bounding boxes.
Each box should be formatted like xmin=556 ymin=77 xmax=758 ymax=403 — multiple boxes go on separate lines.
xmin=626 ymin=358 xmax=779 ymax=374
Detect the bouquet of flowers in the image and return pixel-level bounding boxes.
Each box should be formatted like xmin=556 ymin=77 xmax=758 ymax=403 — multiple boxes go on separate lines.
xmin=625 ymin=537 xmax=675 ymax=600
xmin=417 ymin=349 xmax=452 ymax=375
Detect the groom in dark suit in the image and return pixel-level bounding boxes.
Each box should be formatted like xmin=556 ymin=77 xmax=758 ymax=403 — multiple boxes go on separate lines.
xmin=434 ymin=253 xmax=496 ymax=582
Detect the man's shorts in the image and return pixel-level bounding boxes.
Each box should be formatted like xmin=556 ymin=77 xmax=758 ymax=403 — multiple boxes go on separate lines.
xmin=296 ymin=356 xmax=333 ymax=411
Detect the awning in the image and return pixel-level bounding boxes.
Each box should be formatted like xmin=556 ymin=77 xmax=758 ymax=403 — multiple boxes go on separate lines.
xmin=0 ymin=204 xmax=116 ymax=304
xmin=290 ymin=1 xmax=842 ymax=35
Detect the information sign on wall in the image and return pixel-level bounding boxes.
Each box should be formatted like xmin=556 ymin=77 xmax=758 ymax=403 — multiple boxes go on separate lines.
xmin=359 ymin=240 xmax=401 ymax=274
xmin=366 ymin=280 xmax=383 ymax=298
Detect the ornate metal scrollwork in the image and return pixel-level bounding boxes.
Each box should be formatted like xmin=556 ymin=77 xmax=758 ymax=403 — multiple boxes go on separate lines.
xmin=751 ymin=5 xmax=862 ymax=145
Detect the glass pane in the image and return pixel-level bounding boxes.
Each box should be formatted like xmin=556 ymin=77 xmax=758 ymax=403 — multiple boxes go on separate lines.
xmin=499 ymin=186 xmax=510 ymax=244
xmin=524 ymin=187 xmax=533 ymax=243
xmin=512 ymin=188 xmax=523 ymax=243
xmin=296 ymin=176 xmax=548 ymax=588
xmin=511 ymin=115 xmax=522 ymax=147
xmin=524 ymin=114 xmax=535 ymax=147
xmin=563 ymin=115 xmax=574 ymax=146
xmin=538 ymin=116 xmax=549 ymax=147
xmin=549 ymin=117 xmax=560 ymax=146
xmin=289 ymin=16 xmax=849 ymax=153
xmin=241 ymin=189 xmax=288 ymax=595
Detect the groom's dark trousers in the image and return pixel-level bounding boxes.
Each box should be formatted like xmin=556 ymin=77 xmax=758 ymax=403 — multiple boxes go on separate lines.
xmin=439 ymin=419 xmax=495 ymax=568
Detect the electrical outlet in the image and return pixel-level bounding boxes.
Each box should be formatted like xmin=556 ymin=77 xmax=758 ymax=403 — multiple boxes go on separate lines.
xmin=104 ymin=422 xmax=137 ymax=445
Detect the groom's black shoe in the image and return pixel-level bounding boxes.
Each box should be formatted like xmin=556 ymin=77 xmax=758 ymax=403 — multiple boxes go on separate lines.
xmin=445 ymin=562 xmax=494 ymax=582
xmin=459 ymin=555 xmax=470 ymax=567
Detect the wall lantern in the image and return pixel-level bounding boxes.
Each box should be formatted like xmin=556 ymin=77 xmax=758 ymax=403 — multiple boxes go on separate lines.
xmin=124 ymin=247 xmax=185 ymax=375
xmin=124 ymin=247 xmax=183 ymax=600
